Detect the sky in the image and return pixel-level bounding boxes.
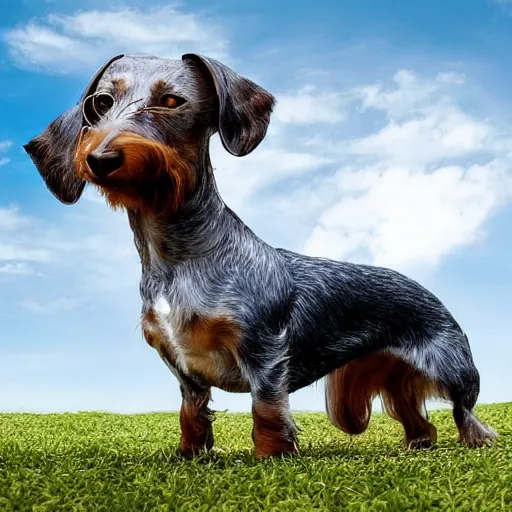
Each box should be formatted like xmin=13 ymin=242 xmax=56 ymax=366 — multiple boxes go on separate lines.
xmin=1 ymin=0 xmax=512 ymax=414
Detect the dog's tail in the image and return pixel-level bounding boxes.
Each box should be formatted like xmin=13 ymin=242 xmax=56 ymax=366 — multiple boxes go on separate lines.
xmin=325 ymin=352 xmax=440 ymax=440
xmin=325 ymin=354 xmax=393 ymax=435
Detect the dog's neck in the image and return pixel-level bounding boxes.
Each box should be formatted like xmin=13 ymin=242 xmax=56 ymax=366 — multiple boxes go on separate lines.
xmin=127 ymin=145 xmax=254 ymax=270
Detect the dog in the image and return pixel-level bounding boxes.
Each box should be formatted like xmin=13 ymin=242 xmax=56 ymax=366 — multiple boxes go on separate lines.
xmin=24 ymin=53 xmax=498 ymax=458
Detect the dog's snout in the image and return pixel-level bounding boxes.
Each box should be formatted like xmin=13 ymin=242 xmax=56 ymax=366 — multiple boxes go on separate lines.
xmin=86 ymin=149 xmax=124 ymax=178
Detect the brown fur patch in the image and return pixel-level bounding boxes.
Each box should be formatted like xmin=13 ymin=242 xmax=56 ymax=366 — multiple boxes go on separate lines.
xmin=325 ymin=352 xmax=394 ymax=435
xmin=111 ymin=78 xmax=128 ymax=97
xmin=142 ymin=309 xmax=162 ymax=349
xmin=381 ymin=359 xmax=439 ymax=447
xmin=74 ymin=128 xmax=108 ymax=180
xmin=142 ymin=310 xmax=249 ymax=392
xmin=187 ymin=315 xmax=241 ymax=352
xmin=142 ymin=309 xmax=177 ymax=366
xmin=252 ymin=402 xmax=299 ymax=458
xmin=142 ymin=328 xmax=158 ymax=349
xmin=74 ymin=129 xmax=195 ymax=216
xmin=184 ymin=315 xmax=248 ymax=392
xmin=179 ymin=392 xmax=215 ymax=457
xmin=325 ymin=352 xmax=443 ymax=447
xmin=151 ymin=79 xmax=169 ymax=97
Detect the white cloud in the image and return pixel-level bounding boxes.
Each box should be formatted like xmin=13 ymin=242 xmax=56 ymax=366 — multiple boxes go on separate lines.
xmin=0 ymin=206 xmax=31 ymax=230
xmin=0 ymin=262 xmax=34 ymax=275
xmin=436 ymin=71 xmax=466 ymax=85
xmin=0 ymin=140 xmax=11 ymax=166
xmin=212 ymin=138 xmax=332 ymax=211
xmin=345 ymin=106 xmax=492 ymax=167
xmin=4 ymin=6 xmax=227 ymax=74
xmin=0 ymin=207 xmax=53 ymax=265
xmin=302 ymin=70 xmax=512 ymax=270
xmin=274 ymin=86 xmax=347 ymax=124
xmin=0 ymin=243 xmax=52 ymax=262
xmin=305 ymin=164 xmax=503 ymax=269
xmin=0 ymin=202 xmax=138 ymax=297
xmin=20 ymin=297 xmax=78 ymax=314
xmin=0 ymin=207 xmax=55 ymax=275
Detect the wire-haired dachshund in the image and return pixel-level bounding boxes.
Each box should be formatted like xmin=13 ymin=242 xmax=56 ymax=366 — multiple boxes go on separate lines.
xmin=24 ymin=53 xmax=498 ymax=458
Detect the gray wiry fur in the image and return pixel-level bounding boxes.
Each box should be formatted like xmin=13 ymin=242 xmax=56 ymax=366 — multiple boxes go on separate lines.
xmin=24 ymin=54 xmax=498 ymax=457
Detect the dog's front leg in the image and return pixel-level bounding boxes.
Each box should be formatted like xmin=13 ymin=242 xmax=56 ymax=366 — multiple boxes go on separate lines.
xmin=251 ymin=378 xmax=299 ymax=458
xmin=177 ymin=380 xmax=215 ymax=458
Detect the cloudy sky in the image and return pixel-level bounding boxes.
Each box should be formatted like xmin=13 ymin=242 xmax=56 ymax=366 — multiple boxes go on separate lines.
xmin=1 ymin=0 xmax=512 ymax=413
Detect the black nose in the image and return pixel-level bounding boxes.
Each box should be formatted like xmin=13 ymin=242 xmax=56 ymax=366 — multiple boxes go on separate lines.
xmin=86 ymin=149 xmax=124 ymax=178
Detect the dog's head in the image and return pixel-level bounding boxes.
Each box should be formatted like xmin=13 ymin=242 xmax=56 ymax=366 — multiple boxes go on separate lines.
xmin=24 ymin=54 xmax=275 ymax=214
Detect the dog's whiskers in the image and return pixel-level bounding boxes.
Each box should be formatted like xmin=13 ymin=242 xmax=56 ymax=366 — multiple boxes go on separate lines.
xmin=117 ymin=97 xmax=146 ymax=116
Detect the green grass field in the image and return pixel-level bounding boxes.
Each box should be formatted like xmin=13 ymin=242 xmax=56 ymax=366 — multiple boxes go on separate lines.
xmin=0 ymin=403 xmax=510 ymax=511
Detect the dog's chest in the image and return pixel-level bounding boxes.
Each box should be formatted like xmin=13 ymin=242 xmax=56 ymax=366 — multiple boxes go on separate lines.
xmin=142 ymin=296 xmax=250 ymax=392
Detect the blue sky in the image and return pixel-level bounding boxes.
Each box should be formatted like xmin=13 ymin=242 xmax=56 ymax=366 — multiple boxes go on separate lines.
xmin=1 ymin=0 xmax=512 ymax=413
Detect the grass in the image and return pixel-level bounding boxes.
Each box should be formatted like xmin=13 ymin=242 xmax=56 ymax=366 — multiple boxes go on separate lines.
xmin=0 ymin=403 xmax=510 ymax=511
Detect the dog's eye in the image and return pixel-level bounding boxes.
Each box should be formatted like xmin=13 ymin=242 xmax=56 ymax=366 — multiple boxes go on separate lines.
xmin=160 ymin=94 xmax=186 ymax=109
xmin=83 ymin=93 xmax=114 ymax=125
xmin=93 ymin=94 xmax=114 ymax=116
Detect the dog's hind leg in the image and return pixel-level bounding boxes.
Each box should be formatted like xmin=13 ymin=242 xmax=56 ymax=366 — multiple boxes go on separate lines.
xmin=437 ymin=343 xmax=498 ymax=447
xmin=380 ymin=358 xmax=438 ymax=449
xmin=396 ymin=332 xmax=498 ymax=448
xmin=325 ymin=331 xmax=498 ymax=448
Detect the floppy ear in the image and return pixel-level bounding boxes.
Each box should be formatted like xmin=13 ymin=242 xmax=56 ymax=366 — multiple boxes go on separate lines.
xmin=182 ymin=53 xmax=276 ymax=157
xmin=24 ymin=54 xmax=125 ymax=204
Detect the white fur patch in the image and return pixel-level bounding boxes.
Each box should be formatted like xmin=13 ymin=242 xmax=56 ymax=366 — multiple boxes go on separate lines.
xmin=153 ymin=295 xmax=189 ymax=374
xmin=154 ymin=296 xmax=171 ymax=316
